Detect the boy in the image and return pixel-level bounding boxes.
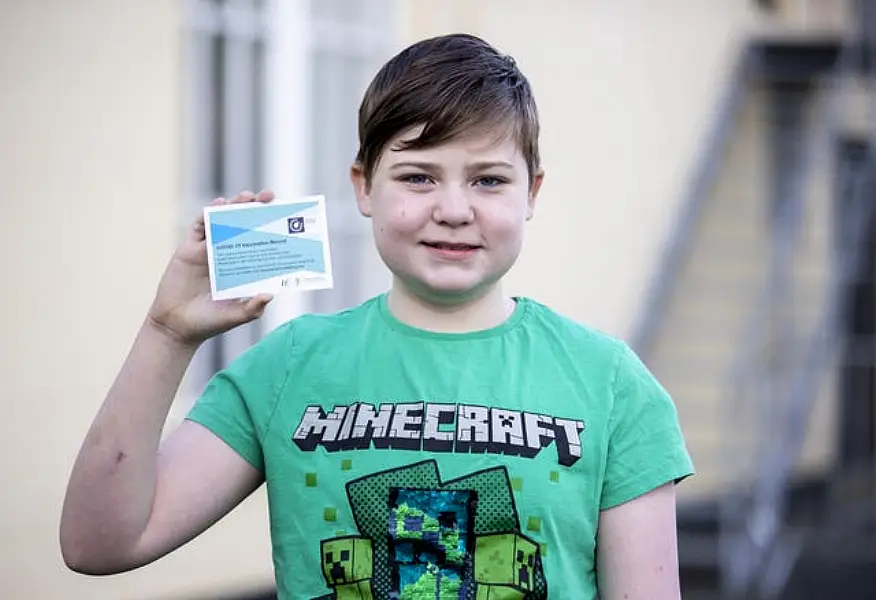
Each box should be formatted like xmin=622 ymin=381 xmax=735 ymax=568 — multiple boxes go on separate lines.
xmin=61 ymin=33 xmax=693 ymax=600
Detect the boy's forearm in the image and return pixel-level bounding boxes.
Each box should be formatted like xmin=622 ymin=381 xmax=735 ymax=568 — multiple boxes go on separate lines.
xmin=60 ymin=319 xmax=199 ymax=572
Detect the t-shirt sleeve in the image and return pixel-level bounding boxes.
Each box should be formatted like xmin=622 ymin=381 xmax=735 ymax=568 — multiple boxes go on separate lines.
xmin=184 ymin=322 xmax=294 ymax=474
xmin=599 ymin=341 xmax=695 ymax=510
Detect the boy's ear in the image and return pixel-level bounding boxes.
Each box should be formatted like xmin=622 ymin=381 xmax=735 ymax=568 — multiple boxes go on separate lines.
xmin=350 ymin=162 xmax=372 ymax=218
xmin=526 ymin=167 xmax=545 ymax=221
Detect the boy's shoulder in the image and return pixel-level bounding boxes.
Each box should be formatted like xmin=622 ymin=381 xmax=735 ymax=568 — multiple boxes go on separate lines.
xmin=519 ymin=296 xmax=627 ymax=355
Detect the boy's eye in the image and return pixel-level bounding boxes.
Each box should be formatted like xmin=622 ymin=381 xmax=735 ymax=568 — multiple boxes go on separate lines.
xmin=474 ymin=176 xmax=507 ymax=188
xmin=400 ymin=173 xmax=433 ymax=186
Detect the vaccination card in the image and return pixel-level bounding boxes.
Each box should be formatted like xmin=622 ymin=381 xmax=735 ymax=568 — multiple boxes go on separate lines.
xmin=204 ymin=195 xmax=334 ymax=300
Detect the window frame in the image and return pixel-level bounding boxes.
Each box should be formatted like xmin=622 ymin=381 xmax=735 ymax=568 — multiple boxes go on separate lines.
xmin=177 ymin=0 xmax=398 ymax=411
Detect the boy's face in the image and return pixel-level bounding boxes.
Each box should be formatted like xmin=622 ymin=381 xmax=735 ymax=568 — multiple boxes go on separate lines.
xmin=351 ymin=127 xmax=543 ymax=303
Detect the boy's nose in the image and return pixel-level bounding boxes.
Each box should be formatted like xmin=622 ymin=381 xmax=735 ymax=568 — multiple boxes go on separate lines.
xmin=432 ymin=189 xmax=474 ymax=226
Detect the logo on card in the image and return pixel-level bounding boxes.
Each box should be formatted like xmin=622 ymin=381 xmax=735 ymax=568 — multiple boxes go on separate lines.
xmin=287 ymin=217 xmax=305 ymax=234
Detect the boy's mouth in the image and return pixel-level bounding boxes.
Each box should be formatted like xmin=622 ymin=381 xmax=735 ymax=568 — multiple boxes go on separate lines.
xmin=420 ymin=240 xmax=483 ymax=260
xmin=421 ymin=241 xmax=482 ymax=251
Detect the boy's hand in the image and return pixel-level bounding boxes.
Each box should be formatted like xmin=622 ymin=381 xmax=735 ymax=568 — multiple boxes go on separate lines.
xmin=147 ymin=190 xmax=275 ymax=347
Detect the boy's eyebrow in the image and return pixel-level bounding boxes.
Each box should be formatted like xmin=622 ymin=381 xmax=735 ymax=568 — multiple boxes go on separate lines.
xmin=468 ymin=160 xmax=515 ymax=171
xmin=389 ymin=161 xmax=441 ymax=171
xmin=388 ymin=160 xmax=515 ymax=171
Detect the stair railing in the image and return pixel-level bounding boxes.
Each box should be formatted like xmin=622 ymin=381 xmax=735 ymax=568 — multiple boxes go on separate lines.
xmin=629 ymin=47 xmax=755 ymax=358
xmin=719 ymin=7 xmax=876 ymax=598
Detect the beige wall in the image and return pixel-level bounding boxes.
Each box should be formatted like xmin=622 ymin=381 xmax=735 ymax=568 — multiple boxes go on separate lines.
xmin=405 ymin=0 xmax=758 ymax=338
xmin=1 ymin=1 xmax=273 ymax=598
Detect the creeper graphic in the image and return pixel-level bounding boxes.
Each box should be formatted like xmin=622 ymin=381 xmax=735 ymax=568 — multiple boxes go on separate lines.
xmin=320 ymin=536 xmax=375 ymax=600
xmin=311 ymin=461 xmax=549 ymax=600
xmin=473 ymin=532 xmax=540 ymax=599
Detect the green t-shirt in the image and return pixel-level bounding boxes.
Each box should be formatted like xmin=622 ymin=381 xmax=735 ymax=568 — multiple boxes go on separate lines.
xmin=186 ymin=294 xmax=694 ymax=600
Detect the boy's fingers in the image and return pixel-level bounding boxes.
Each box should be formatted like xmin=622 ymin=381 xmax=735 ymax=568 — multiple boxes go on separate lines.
xmin=240 ymin=294 xmax=273 ymax=320
xmin=232 ymin=191 xmax=256 ymax=204
xmin=208 ymin=191 xmax=271 ymax=206
xmin=191 ymin=197 xmax=225 ymax=236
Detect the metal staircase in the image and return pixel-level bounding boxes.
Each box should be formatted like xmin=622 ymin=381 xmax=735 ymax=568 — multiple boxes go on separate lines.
xmin=636 ymin=74 xmax=778 ymax=502
xmin=632 ymin=51 xmax=839 ymax=505
xmin=631 ymin=3 xmax=876 ymax=597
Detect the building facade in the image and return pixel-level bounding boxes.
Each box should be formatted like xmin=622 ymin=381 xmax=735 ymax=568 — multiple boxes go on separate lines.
xmin=0 ymin=0 xmax=855 ymax=598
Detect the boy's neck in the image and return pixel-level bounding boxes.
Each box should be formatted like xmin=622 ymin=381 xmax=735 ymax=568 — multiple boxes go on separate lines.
xmin=387 ymin=282 xmax=516 ymax=334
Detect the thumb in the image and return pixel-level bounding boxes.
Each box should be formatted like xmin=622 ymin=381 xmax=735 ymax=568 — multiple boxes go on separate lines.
xmin=237 ymin=293 xmax=274 ymax=323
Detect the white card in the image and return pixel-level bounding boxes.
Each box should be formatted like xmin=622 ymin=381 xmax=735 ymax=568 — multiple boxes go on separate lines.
xmin=203 ymin=195 xmax=334 ymax=300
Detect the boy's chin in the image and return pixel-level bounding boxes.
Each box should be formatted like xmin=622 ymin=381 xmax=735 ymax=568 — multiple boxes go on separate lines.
xmin=407 ymin=276 xmax=497 ymax=304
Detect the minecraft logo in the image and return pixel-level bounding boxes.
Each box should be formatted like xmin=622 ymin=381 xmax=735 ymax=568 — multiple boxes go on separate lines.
xmin=292 ymin=402 xmax=585 ymax=467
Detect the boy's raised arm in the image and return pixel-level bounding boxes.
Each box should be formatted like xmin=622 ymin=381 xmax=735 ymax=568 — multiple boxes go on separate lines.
xmin=60 ymin=191 xmax=275 ymax=575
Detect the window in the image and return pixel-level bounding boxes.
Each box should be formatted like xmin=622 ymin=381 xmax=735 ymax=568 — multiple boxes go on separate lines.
xmin=306 ymin=0 xmax=397 ymax=315
xmin=181 ymin=0 xmax=270 ymax=404
xmin=180 ymin=0 xmax=397 ymax=406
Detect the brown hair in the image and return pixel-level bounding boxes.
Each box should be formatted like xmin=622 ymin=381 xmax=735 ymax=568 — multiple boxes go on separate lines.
xmin=355 ymin=33 xmax=540 ymax=187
